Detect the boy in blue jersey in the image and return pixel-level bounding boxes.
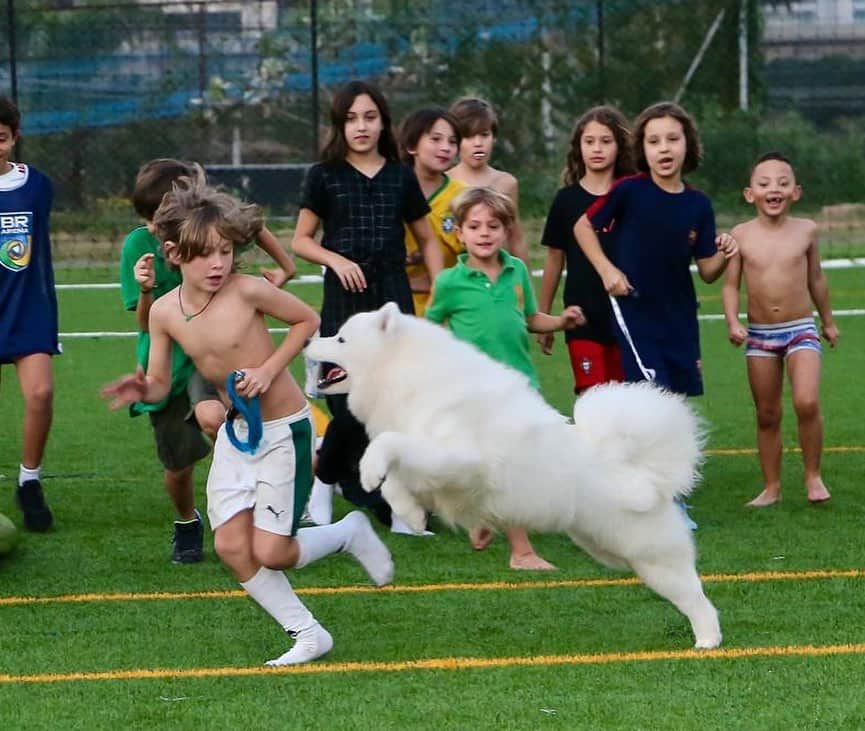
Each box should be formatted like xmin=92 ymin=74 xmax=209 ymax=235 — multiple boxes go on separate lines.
xmin=0 ymin=96 xmax=56 ymax=532
xmin=575 ymin=102 xmax=737 ymax=397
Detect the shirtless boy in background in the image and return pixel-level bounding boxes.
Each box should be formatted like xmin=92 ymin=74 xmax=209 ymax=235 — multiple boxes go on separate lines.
xmin=723 ymin=152 xmax=839 ymax=507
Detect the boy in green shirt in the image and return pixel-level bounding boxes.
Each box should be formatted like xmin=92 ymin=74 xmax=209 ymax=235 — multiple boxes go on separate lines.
xmin=426 ymin=186 xmax=583 ymax=569
xmin=120 ymin=159 xmax=296 ymax=563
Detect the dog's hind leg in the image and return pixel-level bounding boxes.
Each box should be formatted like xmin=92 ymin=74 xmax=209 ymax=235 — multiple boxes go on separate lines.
xmin=629 ymin=557 xmax=722 ymax=649
xmin=567 ymin=532 xmax=630 ymax=571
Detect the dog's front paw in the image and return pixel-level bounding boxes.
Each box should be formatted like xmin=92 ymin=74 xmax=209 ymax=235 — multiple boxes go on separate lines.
xmin=360 ymin=441 xmax=392 ymax=493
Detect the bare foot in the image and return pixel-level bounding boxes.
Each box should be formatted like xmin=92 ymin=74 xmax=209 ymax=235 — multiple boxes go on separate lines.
xmin=509 ymin=552 xmax=557 ymax=570
xmin=469 ymin=525 xmax=494 ymax=551
xmin=746 ymin=489 xmax=782 ymax=507
xmin=806 ymin=477 xmax=831 ymax=504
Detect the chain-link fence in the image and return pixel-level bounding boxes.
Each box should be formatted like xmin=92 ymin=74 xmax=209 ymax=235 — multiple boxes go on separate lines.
xmin=1 ymin=0 xmax=864 ymax=220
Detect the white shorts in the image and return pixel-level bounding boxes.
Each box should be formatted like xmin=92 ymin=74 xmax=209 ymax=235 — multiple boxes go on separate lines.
xmin=206 ymin=404 xmax=314 ymax=536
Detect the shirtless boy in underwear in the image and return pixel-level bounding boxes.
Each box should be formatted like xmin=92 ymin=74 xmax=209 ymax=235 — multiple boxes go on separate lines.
xmin=722 ymin=152 xmax=839 ymax=507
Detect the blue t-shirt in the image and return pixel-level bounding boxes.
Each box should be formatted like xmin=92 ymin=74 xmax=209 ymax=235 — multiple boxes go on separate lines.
xmin=586 ymin=173 xmax=716 ymax=341
xmin=0 ymin=164 xmax=59 ymax=363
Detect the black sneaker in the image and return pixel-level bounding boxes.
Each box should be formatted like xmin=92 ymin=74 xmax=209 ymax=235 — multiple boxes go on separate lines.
xmin=172 ymin=509 xmax=204 ymax=564
xmin=15 ymin=479 xmax=54 ymax=532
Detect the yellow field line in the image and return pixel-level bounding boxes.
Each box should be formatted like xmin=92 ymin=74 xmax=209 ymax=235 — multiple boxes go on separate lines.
xmin=2 ymin=568 xmax=864 ymax=608
xmin=707 ymin=445 xmax=865 ymax=456
xmin=3 ymin=642 xmax=865 ymax=685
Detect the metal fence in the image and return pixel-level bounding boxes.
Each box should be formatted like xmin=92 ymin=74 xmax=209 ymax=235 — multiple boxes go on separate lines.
xmin=1 ymin=0 xmax=864 ymax=216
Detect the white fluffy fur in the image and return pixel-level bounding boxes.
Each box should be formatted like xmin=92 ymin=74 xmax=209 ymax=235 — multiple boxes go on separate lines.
xmin=305 ymin=303 xmax=722 ymax=648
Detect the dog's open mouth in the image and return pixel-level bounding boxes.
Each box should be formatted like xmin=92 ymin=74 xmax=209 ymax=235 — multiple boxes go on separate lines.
xmin=317 ymin=365 xmax=348 ymax=391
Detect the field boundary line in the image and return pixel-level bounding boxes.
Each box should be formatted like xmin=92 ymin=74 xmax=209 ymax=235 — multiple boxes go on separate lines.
xmin=54 ymin=310 xmax=865 ymax=339
xmin=706 ymin=445 xmax=864 ymax=455
xmin=2 ymin=641 xmax=865 ymax=685
xmin=2 ymin=568 xmax=864 ymax=608
xmin=51 ymin=258 xmax=865 ymax=292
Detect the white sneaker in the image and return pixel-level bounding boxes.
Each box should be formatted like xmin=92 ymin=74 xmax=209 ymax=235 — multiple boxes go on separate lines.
xmin=343 ymin=511 xmax=394 ymax=586
xmin=307 ymin=478 xmax=333 ymax=525
xmin=391 ymin=514 xmax=435 ymax=536
xmin=265 ymin=623 xmax=333 ymax=666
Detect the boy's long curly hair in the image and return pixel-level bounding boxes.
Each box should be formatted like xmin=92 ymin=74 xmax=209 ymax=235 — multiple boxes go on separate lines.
xmin=152 ymin=165 xmax=263 ymax=262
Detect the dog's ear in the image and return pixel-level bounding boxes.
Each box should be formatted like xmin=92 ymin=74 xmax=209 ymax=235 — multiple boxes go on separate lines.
xmin=377 ymin=302 xmax=401 ymax=334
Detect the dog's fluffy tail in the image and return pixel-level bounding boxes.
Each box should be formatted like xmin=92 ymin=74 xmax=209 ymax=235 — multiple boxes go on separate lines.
xmin=572 ymin=382 xmax=706 ymax=506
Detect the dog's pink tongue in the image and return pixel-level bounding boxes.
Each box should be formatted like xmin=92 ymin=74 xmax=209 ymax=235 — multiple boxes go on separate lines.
xmin=320 ymin=366 xmax=346 ymax=387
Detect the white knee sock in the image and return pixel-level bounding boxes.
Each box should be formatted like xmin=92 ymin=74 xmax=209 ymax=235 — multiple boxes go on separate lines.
xmin=294 ymin=516 xmax=354 ymax=569
xmin=19 ymin=464 xmax=41 ymax=486
xmin=240 ymin=567 xmax=314 ymax=633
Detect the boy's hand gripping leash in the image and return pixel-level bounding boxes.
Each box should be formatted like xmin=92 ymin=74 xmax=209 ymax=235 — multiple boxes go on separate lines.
xmin=225 ymin=370 xmax=263 ymax=454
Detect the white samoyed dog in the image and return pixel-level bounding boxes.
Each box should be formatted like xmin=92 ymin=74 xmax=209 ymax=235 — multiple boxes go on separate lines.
xmin=305 ymin=303 xmax=721 ymax=648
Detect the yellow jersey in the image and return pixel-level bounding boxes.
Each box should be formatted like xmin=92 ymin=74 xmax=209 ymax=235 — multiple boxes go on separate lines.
xmin=405 ymin=175 xmax=466 ymax=315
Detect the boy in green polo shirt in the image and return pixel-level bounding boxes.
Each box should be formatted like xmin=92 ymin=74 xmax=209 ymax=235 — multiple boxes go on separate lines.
xmin=426 ymin=186 xmax=584 ymax=569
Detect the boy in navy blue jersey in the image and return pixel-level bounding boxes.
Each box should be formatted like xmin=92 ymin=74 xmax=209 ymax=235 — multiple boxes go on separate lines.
xmin=575 ymin=102 xmax=737 ymax=397
xmin=0 ymin=96 xmax=57 ymax=532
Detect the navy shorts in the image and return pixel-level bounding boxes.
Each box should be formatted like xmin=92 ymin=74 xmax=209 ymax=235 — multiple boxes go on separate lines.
xmin=609 ymin=295 xmax=703 ymax=397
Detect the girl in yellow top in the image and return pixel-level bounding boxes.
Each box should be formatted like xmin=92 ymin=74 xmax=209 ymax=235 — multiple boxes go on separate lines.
xmin=399 ymin=107 xmax=466 ymax=315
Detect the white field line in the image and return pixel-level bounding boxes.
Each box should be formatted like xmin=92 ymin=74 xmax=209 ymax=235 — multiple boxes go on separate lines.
xmin=55 ymin=258 xmax=865 ymax=338
xmin=51 ymin=258 xmax=865 ymax=292
xmin=55 ymin=273 xmax=327 ymax=289
xmin=58 ymin=310 xmax=865 ymax=339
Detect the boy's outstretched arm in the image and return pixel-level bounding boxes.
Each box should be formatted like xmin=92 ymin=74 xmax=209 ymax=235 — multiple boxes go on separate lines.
xmin=526 ymin=306 xmax=585 ymax=334
xmin=806 ymin=227 xmax=839 ymax=346
xmin=102 ymin=306 xmax=173 ymax=408
xmin=696 ymin=233 xmax=739 ymax=283
xmin=255 ymin=225 xmax=296 ymax=287
xmin=234 ymin=277 xmax=321 ymax=397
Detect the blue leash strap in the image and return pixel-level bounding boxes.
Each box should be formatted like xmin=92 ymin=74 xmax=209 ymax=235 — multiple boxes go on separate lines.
xmin=225 ymin=370 xmax=263 ymax=454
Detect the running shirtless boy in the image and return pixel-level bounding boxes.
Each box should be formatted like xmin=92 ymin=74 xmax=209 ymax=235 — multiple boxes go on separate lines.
xmin=104 ymin=175 xmax=393 ymax=665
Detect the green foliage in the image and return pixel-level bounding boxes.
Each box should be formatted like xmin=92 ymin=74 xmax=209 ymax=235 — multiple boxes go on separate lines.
xmin=693 ymin=108 xmax=865 ymax=209
xmin=10 ymin=0 xmax=865 ymax=224
xmin=7 ymin=1 xmax=158 ymax=59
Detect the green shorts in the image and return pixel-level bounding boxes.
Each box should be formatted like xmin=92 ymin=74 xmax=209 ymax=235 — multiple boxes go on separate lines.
xmin=148 ymin=371 xmax=219 ymax=472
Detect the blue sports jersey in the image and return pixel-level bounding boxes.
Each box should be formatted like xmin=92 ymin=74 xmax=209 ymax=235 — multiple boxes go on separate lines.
xmin=586 ymin=174 xmax=717 ymax=396
xmin=0 ymin=164 xmax=59 ymax=363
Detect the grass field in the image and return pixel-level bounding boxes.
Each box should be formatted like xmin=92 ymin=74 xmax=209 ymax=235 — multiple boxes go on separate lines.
xmin=1 ymin=266 xmax=864 ymax=729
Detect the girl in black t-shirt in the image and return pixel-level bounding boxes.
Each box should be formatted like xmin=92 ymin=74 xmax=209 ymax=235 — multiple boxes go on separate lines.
xmin=536 ymin=106 xmax=635 ymax=393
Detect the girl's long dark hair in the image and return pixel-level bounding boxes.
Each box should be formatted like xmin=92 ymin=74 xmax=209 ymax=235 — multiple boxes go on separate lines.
xmin=562 ymin=105 xmax=634 ymax=186
xmin=320 ymin=80 xmax=399 ymax=164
